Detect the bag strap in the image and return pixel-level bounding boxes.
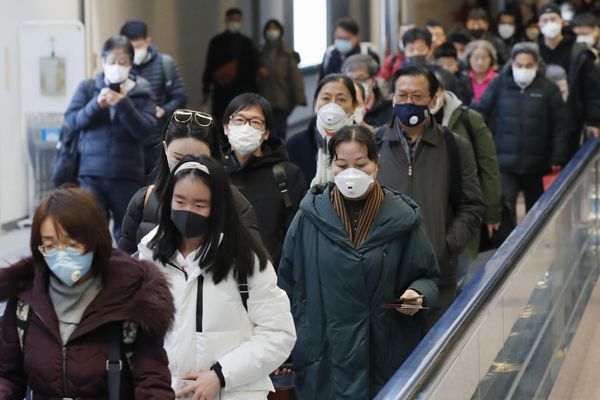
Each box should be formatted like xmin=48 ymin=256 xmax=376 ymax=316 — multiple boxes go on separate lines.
xmin=15 ymin=299 xmax=31 ymax=351
xmin=143 ymin=185 xmax=155 ymax=209
xmin=443 ymin=127 xmax=462 ymax=211
xmin=459 ymin=105 xmax=480 ymax=170
xmin=84 ymin=78 xmax=96 ymax=100
xmin=106 ymin=322 xmax=123 ymax=400
xmin=237 ymin=271 xmax=249 ymax=312
xmin=272 ymin=164 xmax=293 ymax=218
xmin=161 ymin=54 xmax=174 ymax=89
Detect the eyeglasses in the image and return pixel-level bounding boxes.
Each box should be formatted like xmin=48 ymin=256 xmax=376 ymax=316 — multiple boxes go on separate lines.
xmin=38 ymin=242 xmax=86 ymax=256
xmin=394 ymin=93 xmax=431 ymax=104
xmin=228 ymin=114 xmax=266 ymax=130
xmin=172 ymin=109 xmax=214 ymax=127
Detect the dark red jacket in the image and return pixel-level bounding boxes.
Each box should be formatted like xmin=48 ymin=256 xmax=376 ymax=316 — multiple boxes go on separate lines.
xmin=0 ymin=250 xmax=175 ymax=399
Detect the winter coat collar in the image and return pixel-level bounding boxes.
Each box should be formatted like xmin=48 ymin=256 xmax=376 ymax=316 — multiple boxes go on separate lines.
xmin=224 ymin=136 xmax=289 ymax=172
xmin=441 ymin=90 xmax=464 ymax=127
xmin=389 ymin=117 xmax=443 ymax=147
xmin=0 ymin=249 xmax=174 ymax=340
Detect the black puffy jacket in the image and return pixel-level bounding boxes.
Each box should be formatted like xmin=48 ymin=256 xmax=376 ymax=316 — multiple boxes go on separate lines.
xmin=118 ymin=184 xmax=261 ymax=254
xmin=475 ymin=67 xmax=570 ymax=175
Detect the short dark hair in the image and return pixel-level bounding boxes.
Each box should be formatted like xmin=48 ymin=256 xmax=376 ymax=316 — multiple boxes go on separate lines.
xmin=336 ymin=17 xmax=359 ymax=35
xmin=392 ymin=65 xmax=440 ymax=98
xmin=426 ymin=19 xmax=445 ymax=29
xmin=449 ymin=26 xmax=472 ymax=44
xmin=313 ymin=74 xmax=358 ymax=108
xmin=149 ymin=155 xmax=269 ymax=284
xmin=101 ymin=35 xmax=134 ymax=63
xmin=222 ymin=92 xmax=274 ymax=134
xmin=467 ymin=7 xmax=490 ymax=22
xmin=433 ymin=42 xmax=458 ymax=59
xmin=120 ymin=20 xmax=148 ymax=40
xmin=154 ymin=110 xmax=222 ymax=198
xmin=263 ymin=19 xmax=284 ymax=39
xmin=328 ymin=125 xmax=379 ymax=165
xmin=31 ymin=187 xmax=112 ymax=277
xmin=226 ymin=7 xmax=243 ymax=18
xmin=572 ymin=12 xmax=599 ymax=28
xmin=402 ymin=27 xmax=432 ymax=47
xmin=498 ymin=9 xmax=518 ymax=21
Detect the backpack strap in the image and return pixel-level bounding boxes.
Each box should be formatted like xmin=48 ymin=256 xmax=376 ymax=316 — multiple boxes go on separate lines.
xmin=443 ymin=127 xmax=462 ymax=211
xmin=122 ymin=320 xmax=138 ymax=371
xmin=161 ymin=54 xmax=174 ymax=89
xmin=272 ymin=164 xmax=293 ymax=222
xmin=84 ymin=78 xmax=96 ymax=100
xmin=106 ymin=322 xmax=122 ymax=400
xmin=143 ymin=185 xmax=155 ymax=209
xmin=15 ymin=299 xmax=31 ymax=351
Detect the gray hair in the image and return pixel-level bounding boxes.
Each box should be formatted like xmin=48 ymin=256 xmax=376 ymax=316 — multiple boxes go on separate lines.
xmin=546 ymin=64 xmax=567 ymax=81
xmin=341 ymin=54 xmax=379 ymax=77
xmin=511 ymin=42 xmax=541 ymax=63
xmin=465 ymin=39 xmax=498 ymax=66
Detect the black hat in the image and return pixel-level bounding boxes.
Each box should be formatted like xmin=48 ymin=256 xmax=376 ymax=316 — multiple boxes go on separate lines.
xmin=538 ymin=3 xmax=561 ymax=17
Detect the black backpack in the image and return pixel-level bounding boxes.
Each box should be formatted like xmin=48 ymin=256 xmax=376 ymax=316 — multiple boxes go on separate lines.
xmin=50 ymin=79 xmax=96 ymax=187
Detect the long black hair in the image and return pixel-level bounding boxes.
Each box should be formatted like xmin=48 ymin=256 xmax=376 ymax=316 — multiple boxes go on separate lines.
xmin=153 ymin=114 xmax=223 ymax=198
xmin=149 ymin=155 xmax=268 ymax=284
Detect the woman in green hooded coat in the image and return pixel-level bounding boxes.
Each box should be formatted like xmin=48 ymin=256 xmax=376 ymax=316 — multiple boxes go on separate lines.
xmin=278 ymin=125 xmax=440 ymax=399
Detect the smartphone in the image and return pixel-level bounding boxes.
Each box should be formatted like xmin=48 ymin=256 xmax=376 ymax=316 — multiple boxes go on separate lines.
xmin=108 ymin=82 xmax=121 ymax=93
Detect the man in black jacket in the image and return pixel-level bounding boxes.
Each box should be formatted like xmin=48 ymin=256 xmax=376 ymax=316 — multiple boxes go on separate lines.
xmin=537 ymin=2 xmax=600 ymax=156
xmin=202 ymin=8 xmax=257 ymax=123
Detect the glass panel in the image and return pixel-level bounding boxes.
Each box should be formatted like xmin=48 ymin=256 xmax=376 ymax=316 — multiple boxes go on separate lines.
xmin=293 ymin=0 xmax=327 ymax=67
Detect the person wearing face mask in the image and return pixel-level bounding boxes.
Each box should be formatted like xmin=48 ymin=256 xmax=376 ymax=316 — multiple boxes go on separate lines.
xmin=222 ymin=93 xmax=306 ymax=267
xmin=118 ymin=108 xmax=260 ymax=255
xmin=525 ymin=17 xmax=541 ymax=41
xmin=0 ymin=187 xmax=175 ymax=399
xmin=137 ymin=155 xmax=296 ymax=400
xmin=496 ymin=9 xmax=523 ymax=48
xmin=286 ymin=74 xmax=358 ymax=186
xmin=465 ymin=7 xmax=510 ymax=66
xmin=256 ymin=19 xmax=306 ymax=139
xmin=378 ymin=22 xmax=415 ymax=82
xmin=342 ymin=54 xmax=393 ymax=129
xmin=375 ymin=66 xmax=484 ymax=330
xmin=202 ymin=8 xmax=258 ymax=123
xmin=64 ymin=35 xmax=158 ymax=242
xmin=465 ymin=39 xmax=498 ymax=103
xmin=319 ymin=17 xmax=380 ymax=81
xmin=537 ymin=2 xmax=600 ymax=156
xmin=120 ymin=21 xmax=187 ymax=179
xmin=572 ymin=12 xmax=600 ymax=51
xmin=278 ymin=125 xmax=440 ymax=399
xmin=474 ymin=42 xmax=570 ymax=218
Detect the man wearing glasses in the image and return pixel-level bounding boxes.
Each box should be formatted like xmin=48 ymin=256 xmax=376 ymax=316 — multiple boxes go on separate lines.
xmin=375 ymin=66 xmax=484 ymax=331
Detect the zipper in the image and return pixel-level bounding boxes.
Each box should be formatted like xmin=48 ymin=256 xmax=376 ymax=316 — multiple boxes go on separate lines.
xmin=62 ymin=346 xmax=70 ymax=398
xmin=408 ymin=165 xmax=413 ymax=177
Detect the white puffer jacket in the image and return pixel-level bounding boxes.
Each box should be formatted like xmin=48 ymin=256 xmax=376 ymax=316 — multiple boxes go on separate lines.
xmin=138 ymin=228 xmax=296 ymax=399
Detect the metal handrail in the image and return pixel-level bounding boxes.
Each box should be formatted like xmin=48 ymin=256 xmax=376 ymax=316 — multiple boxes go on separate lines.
xmin=375 ymin=138 xmax=600 ymax=400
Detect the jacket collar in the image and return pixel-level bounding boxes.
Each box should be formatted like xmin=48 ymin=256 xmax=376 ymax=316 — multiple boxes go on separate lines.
xmin=441 ymin=90 xmax=464 ymax=127
xmin=390 ymin=117 xmax=442 ymax=147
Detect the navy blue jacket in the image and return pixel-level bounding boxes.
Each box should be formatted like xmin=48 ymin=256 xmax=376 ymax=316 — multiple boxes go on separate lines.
xmin=285 ymin=118 xmax=318 ymax=185
xmin=64 ymin=73 xmax=158 ymax=183
xmin=130 ymin=44 xmax=187 ymax=126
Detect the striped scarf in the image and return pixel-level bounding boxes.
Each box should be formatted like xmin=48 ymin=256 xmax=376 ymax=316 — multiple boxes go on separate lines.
xmin=330 ymin=182 xmax=384 ymax=247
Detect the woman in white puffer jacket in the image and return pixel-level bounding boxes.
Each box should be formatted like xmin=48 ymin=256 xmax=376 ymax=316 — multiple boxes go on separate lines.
xmin=138 ymin=153 xmax=296 ymax=400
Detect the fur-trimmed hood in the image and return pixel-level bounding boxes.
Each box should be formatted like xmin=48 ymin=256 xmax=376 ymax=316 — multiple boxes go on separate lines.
xmin=0 ymin=249 xmax=174 ymax=338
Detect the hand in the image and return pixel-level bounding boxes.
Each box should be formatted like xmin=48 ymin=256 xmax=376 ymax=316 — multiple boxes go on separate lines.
xmin=586 ymin=126 xmax=600 ymax=138
xmin=273 ymin=366 xmax=294 ymax=375
xmin=259 ymin=67 xmax=270 ymax=77
xmin=396 ymin=289 xmax=423 ymax=316
xmin=487 ymin=223 xmax=500 ymax=239
xmin=156 ymin=106 xmax=166 ymax=118
xmin=97 ymin=90 xmax=109 ymax=109
xmin=551 ymin=165 xmax=562 ymax=172
xmin=103 ymin=87 xmax=125 ymax=106
xmin=177 ymin=370 xmax=220 ymax=400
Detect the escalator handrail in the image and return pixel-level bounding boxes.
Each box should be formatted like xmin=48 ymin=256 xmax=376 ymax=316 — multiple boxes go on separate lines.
xmin=375 ymin=138 xmax=600 ymax=400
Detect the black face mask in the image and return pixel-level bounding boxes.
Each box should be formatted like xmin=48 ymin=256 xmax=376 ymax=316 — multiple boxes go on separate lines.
xmin=403 ymin=55 xmax=428 ymax=67
xmin=171 ymin=210 xmax=210 ymax=238
xmin=470 ymin=29 xmax=485 ymax=39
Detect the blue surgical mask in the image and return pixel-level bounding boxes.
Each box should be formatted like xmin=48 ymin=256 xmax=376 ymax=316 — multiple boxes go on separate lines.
xmin=393 ymin=103 xmax=430 ymax=127
xmin=44 ymin=247 xmax=94 ymax=287
xmin=334 ymin=39 xmax=353 ymax=54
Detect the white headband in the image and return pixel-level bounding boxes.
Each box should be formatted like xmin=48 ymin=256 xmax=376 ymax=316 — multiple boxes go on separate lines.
xmin=174 ymin=161 xmax=210 ymax=176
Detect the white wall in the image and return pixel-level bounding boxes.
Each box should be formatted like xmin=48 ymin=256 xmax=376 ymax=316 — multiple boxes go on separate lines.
xmin=0 ymin=0 xmax=80 ymax=226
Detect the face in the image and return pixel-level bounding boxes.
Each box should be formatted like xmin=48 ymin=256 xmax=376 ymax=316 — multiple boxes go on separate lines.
xmin=334 ymin=27 xmax=359 ymax=47
xmin=435 ymin=56 xmax=458 ymax=74
xmin=40 ymin=217 xmax=86 ymax=256
xmin=539 ymin=13 xmax=562 ymax=28
xmin=171 ymin=176 xmax=211 ymax=219
xmin=454 ymin=42 xmax=467 ymax=58
xmin=345 ymin=66 xmax=374 ymax=94
xmin=332 ymin=141 xmax=378 ymax=182
xmin=499 ymin=14 xmax=516 ymax=26
xmin=315 ymin=81 xmax=356 ymax=115
xmin=224 ymin=105 xmax=269 ymax=139
xmin=467 ymin=18 xmax=489 ymax=31
xmin=103 ymin=47 xmax=132 ymax=67
xmin=512 ymin=53 xmax=538 ymax=70
xmin=164 ymin=138 xmax=211 ymax=166
xmin=470 ymin=47 xmax=493 ymax=73
xmin=428 ymin=26 xmax=447 ymax=49
xmin=574 ymin=25 xmax=599 ymax=40
xmin=394 ymin=74 xmax=433 ymax=107
xmin=226 ymin=14 xmax=243 ymax=24
xmin=130 ymin=37 xmax=151 ymax=51
xmin=404 ymin=39 xmax=430 ymax=58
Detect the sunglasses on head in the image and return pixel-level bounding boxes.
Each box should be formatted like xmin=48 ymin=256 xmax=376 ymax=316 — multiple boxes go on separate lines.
xmin=171 ymin=109 xmax=214 ymax=127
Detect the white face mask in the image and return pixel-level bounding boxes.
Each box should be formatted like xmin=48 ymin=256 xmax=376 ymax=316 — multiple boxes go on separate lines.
xmin=541 ymin=21 xmax=562 ymax=39
xmin=227 ymin=22 xmax=241 ymax=33
xmin=498 ymin=24 xmax=516 ymax=39
xmin=316 ymin=102 xmax=352 ymax=137
xmin=334 ymin=39 xmax=353 ymax=54
xmin=577 ymin=34 xmax=597 ymax=47
xmin=430 ymin=94 xmax=444 ymax=115
xmin=334 ymin=167 xmax=374 ymax=199
xmin=266 ymin=29 xmax=281 ymax=41
xmin=133 ymin=47 xmax=148 ymax=65
xmin=512 ymin=66 xmax=537 ymax=87
xmin=360 ymin=81 xmax=372 ymax=100
xmin=561 ymin=10 xmax=575 ymax=22
xmin=227 ymin=123 xmax=264 ymax=156
xmin=354 ymin=106 xmax=366 ymax=124
xmin=104 ymin=64 xmax=130 ymax=84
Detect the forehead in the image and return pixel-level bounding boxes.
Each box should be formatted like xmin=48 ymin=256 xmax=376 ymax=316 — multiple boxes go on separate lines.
xmin=346 ymin=66 xmax=370 ymax=79
xmin=428 ymin=26 xmax=444 ymax=34
xmin=405 ymin=39 xmax=429 ymax=48
xmin=40 ymin=216 xmax=66 ymax=239
xmin=513 ymin=52 xmax=536 ymax=63
xmin=334 ymin=27 xmax=354 ymax=38
xmin=499 ymin=14 xmax=516 ymax=23
xmin=174 ymin=175 xmax=211 ymax=197
xmin=471 ymin=47 xmax=491 ymax=57
xmin=233 ymin=105 xmax=264 ymax=118
xmin=168 ymin=137 xmax=211 ymax=156
xmin=104 ymin=48 xmax=128 ymax=58
xmin=335 ymin=140 xmax=370 ymax=159
xmin=395 ymin=74 xmax=429 ymax=92
xmin=319 ymin=81 xmax=351 ymax=96
xmin=540 ymin=13 xmax=560 ymax=21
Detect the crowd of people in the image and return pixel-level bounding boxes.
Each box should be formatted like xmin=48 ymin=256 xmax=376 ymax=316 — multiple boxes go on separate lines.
xmin=2 ymin=1 xmax=600 ymax=398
